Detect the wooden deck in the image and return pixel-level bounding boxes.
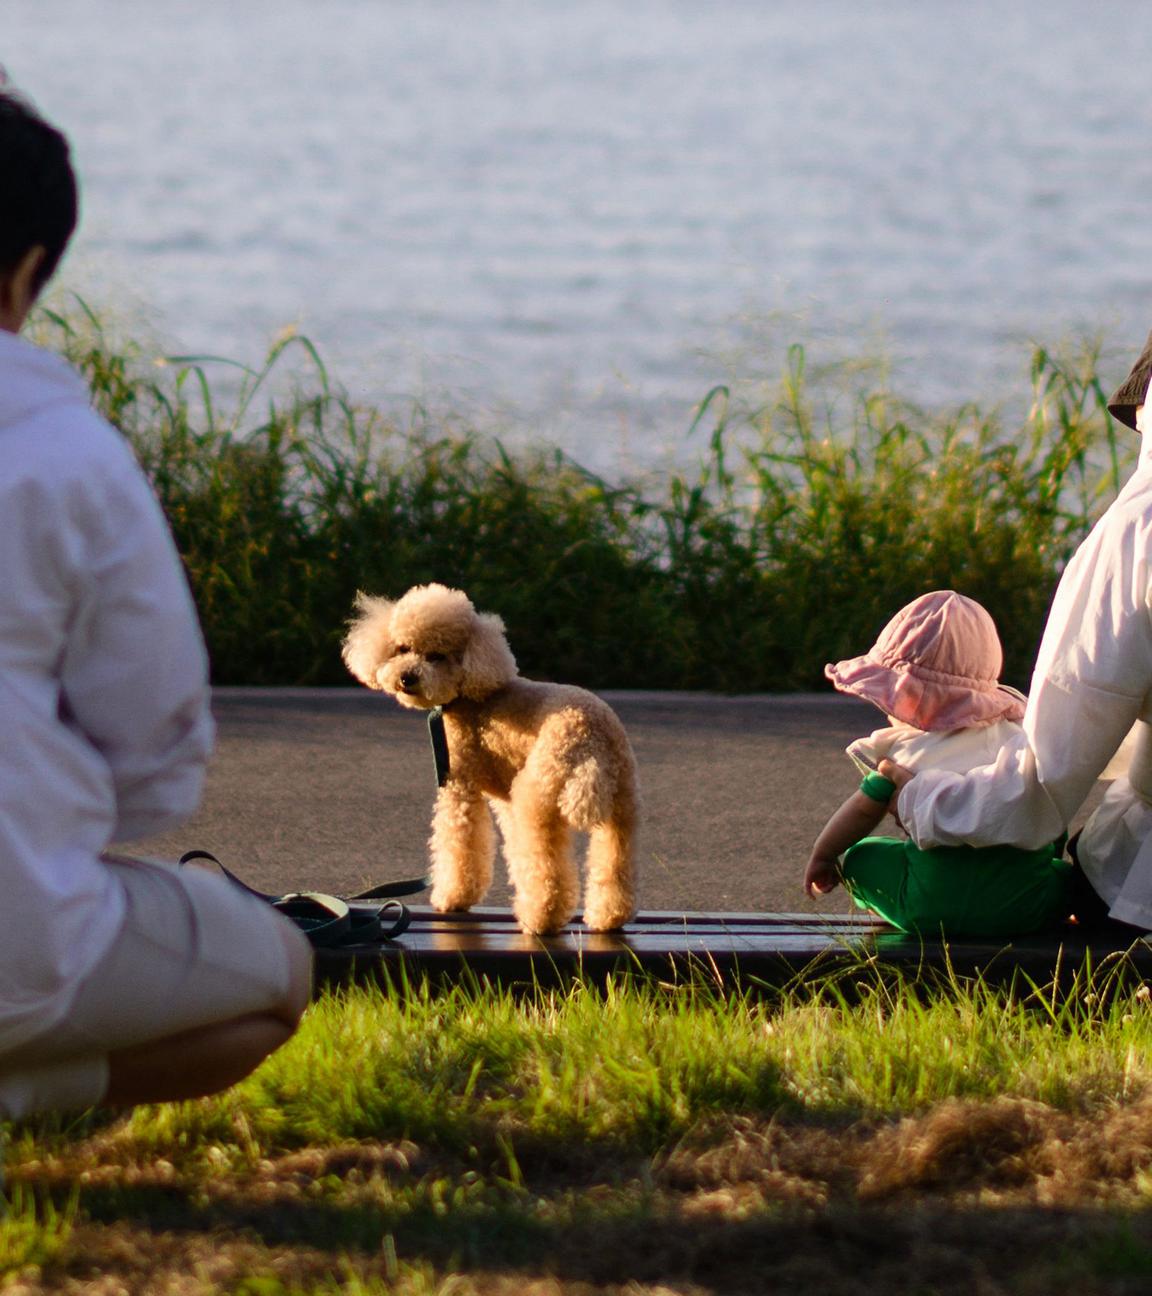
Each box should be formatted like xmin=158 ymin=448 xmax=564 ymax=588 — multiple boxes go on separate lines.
xmin=312 ymin=905 xmax=1152 ymax=994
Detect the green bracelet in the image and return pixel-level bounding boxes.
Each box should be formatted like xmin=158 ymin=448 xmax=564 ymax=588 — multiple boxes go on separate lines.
xmin=860 ymin=770 xmax=897 ymax=803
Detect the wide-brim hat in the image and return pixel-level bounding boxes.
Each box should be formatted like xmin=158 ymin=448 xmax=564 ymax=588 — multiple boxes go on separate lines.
xmin=1107 ymin=328 xmax=1152 ymax=432
xmin=826 ymin=590 xmax=1026 ymax=732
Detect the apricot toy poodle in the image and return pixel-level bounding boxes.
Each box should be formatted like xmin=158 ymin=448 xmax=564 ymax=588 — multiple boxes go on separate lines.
xmin=342 ymin=583 xmax=639 ymax=935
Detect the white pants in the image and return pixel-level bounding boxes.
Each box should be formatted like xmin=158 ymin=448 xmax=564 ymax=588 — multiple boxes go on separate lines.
xmin=0 ymin=856 xmax=309 ymax=1119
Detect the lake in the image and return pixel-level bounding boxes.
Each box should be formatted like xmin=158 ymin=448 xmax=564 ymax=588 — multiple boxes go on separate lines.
xmin=6 ymin=0 xmax=1152 ymax=473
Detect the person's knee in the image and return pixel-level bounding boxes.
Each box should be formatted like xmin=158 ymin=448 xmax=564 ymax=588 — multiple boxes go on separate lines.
xmin=274 ymin=919 xmax=315 ymax=1030
xmin=105 ymin=1013 xmax=299 ymax=1107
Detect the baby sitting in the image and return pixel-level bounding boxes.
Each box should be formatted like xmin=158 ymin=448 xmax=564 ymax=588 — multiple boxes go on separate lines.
xmin=804 ymin=590 xmax=1071 ymax=938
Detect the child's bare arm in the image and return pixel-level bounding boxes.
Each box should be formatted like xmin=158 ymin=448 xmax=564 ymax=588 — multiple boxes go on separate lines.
xmin=804 ymin=790 xmax=890 ymax=897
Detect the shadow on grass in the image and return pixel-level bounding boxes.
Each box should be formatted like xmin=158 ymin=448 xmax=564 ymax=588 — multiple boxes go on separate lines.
xmin=60 ymin=1173 xmax=1152 ymax=1294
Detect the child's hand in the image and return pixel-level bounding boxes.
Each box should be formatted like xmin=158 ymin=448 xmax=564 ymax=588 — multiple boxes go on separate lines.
xmin=877 ymin=759 xmax=913 ymax=790
xmin=877 ymin=759 xmax=913 ymax=829
xmin=804 ymin=854 xmax=841 ymax=898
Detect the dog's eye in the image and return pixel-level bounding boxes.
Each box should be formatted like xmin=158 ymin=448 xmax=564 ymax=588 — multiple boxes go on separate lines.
xmin=394 ymin=644 xmax=410 ymax=655
xmin=426 ymin=652 xmax=447 ymax=663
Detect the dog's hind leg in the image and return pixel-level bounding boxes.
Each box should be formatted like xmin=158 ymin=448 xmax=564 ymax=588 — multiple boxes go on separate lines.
xmin=502 ymin=774 xmax=578 ymax=936
xmin=559 ymin=743 xmax=638 ymax=932
xmin=428 ymin=783 xmax=495 ymax=912
xmin=581 ymin=811 xmax=638 ymax=932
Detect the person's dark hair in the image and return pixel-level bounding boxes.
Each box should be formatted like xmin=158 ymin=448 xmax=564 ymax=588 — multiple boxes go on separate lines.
xmin=0 ymin=87 xmax=78 ymax=295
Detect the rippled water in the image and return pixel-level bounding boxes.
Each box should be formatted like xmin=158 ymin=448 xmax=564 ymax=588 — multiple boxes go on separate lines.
xmin=6 ymin=0 xmax=1152 ymax=471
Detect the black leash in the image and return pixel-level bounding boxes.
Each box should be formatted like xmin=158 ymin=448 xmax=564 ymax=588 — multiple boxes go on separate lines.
xmin=428 ymin=705 xmax=450 ymax=787
xmin=178 ymin=849 xmax=427 ymax=947
xmin=178 ymin=706 xmax=451 ymax=947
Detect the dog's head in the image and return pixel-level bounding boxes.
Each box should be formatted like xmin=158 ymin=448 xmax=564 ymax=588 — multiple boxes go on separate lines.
xmin=342 ymin=583 xmax=518 ymax=709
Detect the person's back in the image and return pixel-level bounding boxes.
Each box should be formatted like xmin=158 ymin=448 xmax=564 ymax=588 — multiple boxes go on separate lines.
xmin=0 ymin=326 xmax=215 ymax=1047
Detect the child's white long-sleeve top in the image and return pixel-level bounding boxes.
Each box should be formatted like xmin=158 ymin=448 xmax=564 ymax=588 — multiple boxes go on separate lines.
xmin=897 ymin=407 xmax=1152 ymax=929
xmin=847 ymin=719 xmax=1026 ymax=780
xmin=0 ymin=329 xmax=214 ymax=1049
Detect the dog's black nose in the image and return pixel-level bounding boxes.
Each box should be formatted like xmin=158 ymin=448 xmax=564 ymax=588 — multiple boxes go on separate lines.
xmin=400 ymin=670 xmax=420 ymax=691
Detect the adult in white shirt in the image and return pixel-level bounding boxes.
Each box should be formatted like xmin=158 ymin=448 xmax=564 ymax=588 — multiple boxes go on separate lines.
xmin=0 ymin=88 xmax=312 ymax=1120
xmin=882 ymin=332 xmax=1152 ymax=933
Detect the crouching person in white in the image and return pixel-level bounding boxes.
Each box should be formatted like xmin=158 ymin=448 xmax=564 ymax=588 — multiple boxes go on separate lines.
xmin=0 ymin=87 xmax=312 ymax=1121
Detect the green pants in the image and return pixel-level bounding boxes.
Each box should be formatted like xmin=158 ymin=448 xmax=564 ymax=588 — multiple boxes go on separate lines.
xmin=840 ymin=836 xmax=1072 ymax=939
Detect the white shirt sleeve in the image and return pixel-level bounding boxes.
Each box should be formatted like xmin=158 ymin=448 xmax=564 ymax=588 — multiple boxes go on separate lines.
xmin=53 ymin=427 xmax=215 ymax=841
xmin=897 ymin=484 xmax=1152 ymax=850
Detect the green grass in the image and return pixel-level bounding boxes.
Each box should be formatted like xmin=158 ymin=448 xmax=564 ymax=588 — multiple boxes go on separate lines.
xmin=112 ymin=966 xmax=1152 ymax=1159
xmin=0 ymin=1186 xmax=76 ymax=1277
xmin=27 ymin=300 xmax=1133 ymax=690
xmin=9 ymin=972 xmax=1152 ymax=1292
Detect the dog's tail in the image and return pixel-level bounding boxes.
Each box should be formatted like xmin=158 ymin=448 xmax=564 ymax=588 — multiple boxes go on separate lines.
xmin=557 ymin=757 xmax=616 ymax=829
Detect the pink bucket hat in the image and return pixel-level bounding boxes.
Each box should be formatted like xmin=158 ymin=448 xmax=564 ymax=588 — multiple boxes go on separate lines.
xmin=825 ymin=590 xmax=1026 ymax=732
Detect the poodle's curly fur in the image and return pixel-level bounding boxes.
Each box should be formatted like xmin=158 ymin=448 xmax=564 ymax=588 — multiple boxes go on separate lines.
xmin=342 ymin=583 xmax=639 ymax=935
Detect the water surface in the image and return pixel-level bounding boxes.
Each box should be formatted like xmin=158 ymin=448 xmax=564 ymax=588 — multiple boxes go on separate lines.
xmin=7 ymin=1 xmax=1152 ymax=471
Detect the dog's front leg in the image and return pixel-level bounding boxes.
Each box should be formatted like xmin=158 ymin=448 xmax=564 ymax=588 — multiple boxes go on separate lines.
xmin=428 ymin=782 xmax=496 ymax=912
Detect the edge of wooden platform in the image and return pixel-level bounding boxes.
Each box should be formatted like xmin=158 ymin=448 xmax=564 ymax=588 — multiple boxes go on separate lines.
xmin=312 ymin=906 xmax=1152 ymax=993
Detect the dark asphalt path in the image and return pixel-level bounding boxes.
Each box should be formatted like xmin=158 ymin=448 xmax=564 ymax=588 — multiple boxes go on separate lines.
xmin=117 ymin=689 xmax=923 ymax=915
xmin=125 ymin=684 xmax=875 ymax=917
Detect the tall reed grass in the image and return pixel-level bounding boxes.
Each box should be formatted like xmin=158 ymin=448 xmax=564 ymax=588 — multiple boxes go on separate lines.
xmin=32 ymin=301 xmax=1132 ymax=689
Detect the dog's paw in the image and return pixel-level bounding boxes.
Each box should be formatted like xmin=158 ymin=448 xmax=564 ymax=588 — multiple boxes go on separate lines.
xmin=512 ymin=898 xmax=574 ymax=937
xmin=582 ymin=891 xmax=635 ymax=933
xmin=515 ymin=914 xmax=568 ymax=937
xmin=429 ymin=885 xmax=481 ymax=913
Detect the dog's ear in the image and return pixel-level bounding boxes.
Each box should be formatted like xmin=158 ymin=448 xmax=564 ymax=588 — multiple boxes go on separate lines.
xmin=459 ymin=611 xmax=517 ymax=699
xmin=342 ymin=592 xmax=397 ymax=689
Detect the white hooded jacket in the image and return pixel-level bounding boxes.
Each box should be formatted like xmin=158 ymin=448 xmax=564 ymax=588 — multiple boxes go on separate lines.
xmin=897 ymin=394 xmax=1152 ymax=928
xmin=0 ymin=329 xmax=213 ymax=1047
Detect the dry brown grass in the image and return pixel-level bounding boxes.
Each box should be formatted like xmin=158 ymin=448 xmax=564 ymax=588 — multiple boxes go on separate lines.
xmin=6 ymin=1100 xmax=1152 ymax=1294
xmin=659 ymin=1096 xmax=1152 ymax=1208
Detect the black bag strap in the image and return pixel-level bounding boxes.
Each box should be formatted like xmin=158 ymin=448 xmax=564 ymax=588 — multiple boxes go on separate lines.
xmin=272 ymin=892 xmax=353 ymax=947
xmin=177 ymin=850 xmax=421 ymax=944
